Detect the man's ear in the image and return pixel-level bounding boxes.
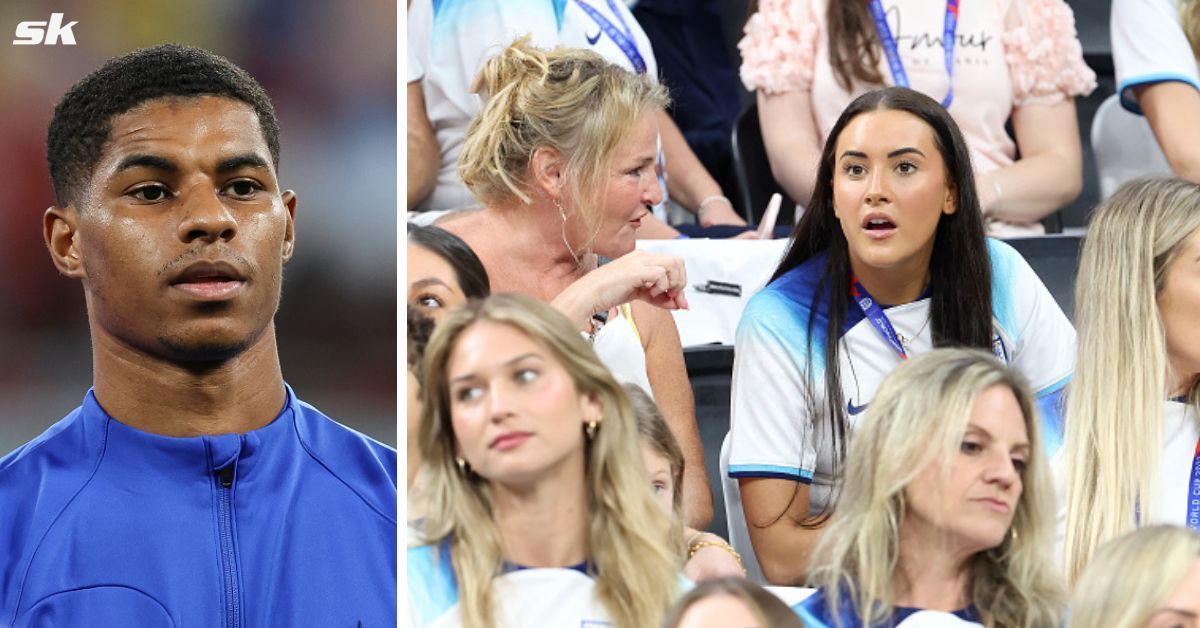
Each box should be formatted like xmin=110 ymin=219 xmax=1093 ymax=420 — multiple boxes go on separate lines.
xmin=530 ymin=147 xmax=566 ymax=200
xmin=44 ymin=206 xmax=86 ymax=279
xmin=281 ymin=190 xmax=297 ymax=262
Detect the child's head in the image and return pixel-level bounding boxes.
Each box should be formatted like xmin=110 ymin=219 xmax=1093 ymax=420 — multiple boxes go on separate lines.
xmin=626 ymin=384 xmax=685 ymax=517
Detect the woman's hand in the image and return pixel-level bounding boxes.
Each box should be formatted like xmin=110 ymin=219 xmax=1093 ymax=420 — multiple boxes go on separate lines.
xmin=683 ymin=532 xmax=746 ymax=582
xmin=550 ymin=251 xmax=688 ymax=330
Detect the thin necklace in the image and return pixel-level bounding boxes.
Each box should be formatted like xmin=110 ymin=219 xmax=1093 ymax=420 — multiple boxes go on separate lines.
xmin=896 ymin=315 xmax=932 ymax=353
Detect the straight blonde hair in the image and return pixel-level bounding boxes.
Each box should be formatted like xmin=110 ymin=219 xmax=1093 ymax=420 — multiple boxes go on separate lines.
xmin=1181 ymin=1 xmax=1200 ymax=60
xmin=808 ymin=348 xmax=1063 ymax=628
xmin=417 ymin=294 xmax=681 ymax=628
xmin=1068 ymin=525 xmax=1200 ymax=628
xmin=1062 ymin=177 xmax=1200 ymax=585
xmin=458 ymin=37 xmax=668 ymax=251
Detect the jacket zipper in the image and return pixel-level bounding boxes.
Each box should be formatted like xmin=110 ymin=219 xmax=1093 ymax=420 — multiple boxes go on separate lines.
xmin=216 ymin=465 xmax=240 ymax=628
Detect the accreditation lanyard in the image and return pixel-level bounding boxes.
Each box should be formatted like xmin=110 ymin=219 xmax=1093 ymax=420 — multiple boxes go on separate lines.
xmin=1175 ymin=395 xmax=1200 ymax=531
xmin=850 ymin=276 xmax=909 ymax=360
xmin=866 ymin=0 xmax=959 ymax=108
xmin=574 ymin=0 xmax=648 ymax=74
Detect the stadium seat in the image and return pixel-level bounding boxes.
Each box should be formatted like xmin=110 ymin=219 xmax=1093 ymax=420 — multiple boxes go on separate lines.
xmin=731 ymin=102 xmax=798 ymax=227
xmin=719 ymin=432 xmax=767 ymax=583
xmin=1003 ymin=234 xmax=1083 ymax=325
xmin=1091 ymin=93 xmax=1172 ymax=199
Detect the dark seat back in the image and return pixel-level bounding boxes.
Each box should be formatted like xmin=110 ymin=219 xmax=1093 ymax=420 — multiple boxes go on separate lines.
xmin=731 ymin=102 xmax=798 ymax=227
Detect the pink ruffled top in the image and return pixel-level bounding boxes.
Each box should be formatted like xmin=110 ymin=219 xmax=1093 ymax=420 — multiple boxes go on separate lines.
xmin=739 ymin=0 xmax=1096 ymax=173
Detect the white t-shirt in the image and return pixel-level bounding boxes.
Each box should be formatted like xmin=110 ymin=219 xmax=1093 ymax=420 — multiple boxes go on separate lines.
xmin=729 ymin=239 xmax=1076 ymax=515
xmin=407 ymin=0 xmax=658 ymax=213
xmin=1054 ymin=399 xmax=1200 ymax=538
xmin=1112 ymin=0 xmax=1200 ymax=114
xmin=408 ymin=543 xmax=612 ymax=627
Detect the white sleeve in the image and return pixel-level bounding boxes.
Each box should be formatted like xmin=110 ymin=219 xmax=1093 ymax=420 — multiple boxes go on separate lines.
xmin=406 ymin=0 xmax=432 ymax=83
xmin=988 ymin=239 xmax=1075 ymax=396
xmin=987 ymin=239 xmax=1075 ymax=455
xmin=1111 ymin=0 xmax=1200 ymax=114
xmin=728 ymin=294 xmax=817 ymax=483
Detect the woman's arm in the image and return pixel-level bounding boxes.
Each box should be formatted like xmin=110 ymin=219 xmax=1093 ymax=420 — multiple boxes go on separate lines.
xmin=757 ymin=89 xmax=822 ymax=207
xmin=657 ymin=111 xmax=746 ymax=227
xmin=740 ymin=477 xmax=823 ymax=585
xmin=633 ymin=302 xmax=714 ymax=530
xmin=1136 ymin=81 xmax=1200 ymax=183
xmin=406 ymin=80 xmax=439 ymax=211
xmin=977 ymin=99 xmax=1083 ymax=223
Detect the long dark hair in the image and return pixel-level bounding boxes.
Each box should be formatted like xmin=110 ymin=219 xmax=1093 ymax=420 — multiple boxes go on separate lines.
xmin=772 ymin=87 xmax=992 ymax=521
xmin=407 ymin=224 xmax=491 ymax=299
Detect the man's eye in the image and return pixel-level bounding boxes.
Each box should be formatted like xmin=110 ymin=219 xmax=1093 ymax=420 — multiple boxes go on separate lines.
xmin=130 ymin=185 xmax=172 ymax=202
xmin=225 ymin=180 xmax=260 ymax=198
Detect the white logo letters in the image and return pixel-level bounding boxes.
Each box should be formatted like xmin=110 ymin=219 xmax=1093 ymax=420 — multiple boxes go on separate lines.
xmin=13 ymin=13 xmax=78 ymax=46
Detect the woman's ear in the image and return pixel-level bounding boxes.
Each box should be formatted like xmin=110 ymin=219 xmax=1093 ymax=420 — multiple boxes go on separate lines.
xmin=530 ymin=147 xmax=566 ymax=199
xmin=943 ymin=182 xmax=958 ymax=215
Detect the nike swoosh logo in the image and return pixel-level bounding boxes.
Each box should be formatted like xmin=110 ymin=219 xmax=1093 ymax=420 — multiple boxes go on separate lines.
xmin=586 ymin=28 xmax=602 ymax=45
xmin=847 ymin=399 xmax=868 ymax=416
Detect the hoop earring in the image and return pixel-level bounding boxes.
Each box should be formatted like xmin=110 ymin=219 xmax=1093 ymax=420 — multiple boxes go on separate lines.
xmin=554 ymin=197 xmax=583 ymax=268
xmin=585 ymin=420 xmax=599 ymax=441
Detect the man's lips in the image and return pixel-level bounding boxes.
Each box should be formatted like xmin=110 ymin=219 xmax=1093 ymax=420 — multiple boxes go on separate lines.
xmin=490 ymin=431 xmax=533 ymax=451
xmin=169 ymin=260 xmax=247 ymax=301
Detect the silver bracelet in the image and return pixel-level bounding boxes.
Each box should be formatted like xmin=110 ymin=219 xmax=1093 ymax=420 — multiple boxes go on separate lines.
xmin=697 ymin=195 xmax=732 ymax=212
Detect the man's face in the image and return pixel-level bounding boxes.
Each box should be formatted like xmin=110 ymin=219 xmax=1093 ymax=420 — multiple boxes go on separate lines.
xmin=50 ymin=95 xmax=296 ymax=362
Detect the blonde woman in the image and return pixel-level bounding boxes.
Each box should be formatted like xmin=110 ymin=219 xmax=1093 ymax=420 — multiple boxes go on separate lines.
xmin=443 ymin=37 xmax=714 ymax=528
xmin=1112 ymin=0 xmax=1200 ymax=182
xmin=407 ymin=293 xmax=682 ymax=627
xmin=1061 ymin=177 xmax=1200 ymax=584
xmin=1068 ymin=526 xmax=1200 ymax=628
xmin=797 ymin=349 xmax=1063 ymax=627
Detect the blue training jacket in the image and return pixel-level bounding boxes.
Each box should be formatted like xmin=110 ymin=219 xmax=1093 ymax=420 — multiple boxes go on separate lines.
xmin=0 ymin=385 xmax=397 ymax=627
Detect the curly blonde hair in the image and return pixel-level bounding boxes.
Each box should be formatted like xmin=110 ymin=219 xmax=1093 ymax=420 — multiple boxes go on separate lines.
xmin=458 ymin=37 xmax=668 ymax=249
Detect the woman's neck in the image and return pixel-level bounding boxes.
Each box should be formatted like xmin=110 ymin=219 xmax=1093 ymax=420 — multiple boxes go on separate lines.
xmin=1167 ymin=363 xmax=1199 ymax=399
xmin=481 ymin=200 xmax=594 ymax=296
xmin=848 ymin=256 xmax=930 ymax=306
xmin=892 ymin=523 xmax=973 ymax=611
xmin=492 ymin=458 xmax=590 ymax=568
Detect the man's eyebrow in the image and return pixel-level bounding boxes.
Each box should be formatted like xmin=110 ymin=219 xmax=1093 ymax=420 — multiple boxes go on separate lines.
xmin=217 ymin=154 xmax=271 ymax=173
xmin=116 ymin=154 xmax=178 ymax=174
xmin=887 ymin=147 xmax=926 ymax=158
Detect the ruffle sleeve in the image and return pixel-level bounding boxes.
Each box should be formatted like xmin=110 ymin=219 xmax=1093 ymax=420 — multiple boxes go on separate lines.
xmin=738 ymin=0 xmax=819 ymax=95
xmin=1004 ymin=0 xmax=1097 ymax=106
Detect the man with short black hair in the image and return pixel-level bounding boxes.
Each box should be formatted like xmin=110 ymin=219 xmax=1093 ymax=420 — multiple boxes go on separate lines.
xmin=0 ymin=44 xmax=396 ymax=626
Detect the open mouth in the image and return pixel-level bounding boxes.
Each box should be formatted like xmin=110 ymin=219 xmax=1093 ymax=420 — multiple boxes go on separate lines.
xmin=864 ymin=217 xmax=896 ymax=231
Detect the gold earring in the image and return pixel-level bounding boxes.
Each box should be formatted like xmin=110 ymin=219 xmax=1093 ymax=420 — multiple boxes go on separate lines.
xmin=585 ymin=420 xmax=598 ymax=440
